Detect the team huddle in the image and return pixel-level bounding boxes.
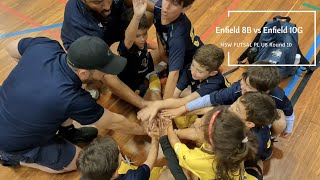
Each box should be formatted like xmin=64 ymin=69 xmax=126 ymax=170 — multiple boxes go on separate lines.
xmin=0 ymin=0 xmax=294 ymax=180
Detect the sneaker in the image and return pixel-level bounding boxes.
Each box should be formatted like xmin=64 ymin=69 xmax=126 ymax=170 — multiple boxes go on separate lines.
xmin=87 ymin=89 xmax=100 ymax=100
xmin=174 ymin=115 xmax=198 ymax=129
xmin=58 ymin=125 xmax=98 ymax=144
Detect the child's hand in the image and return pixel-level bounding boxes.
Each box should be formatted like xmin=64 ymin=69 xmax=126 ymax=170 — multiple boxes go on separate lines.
xmin=137 ymin=102 xmax=161 ymax=122
xmin=158 ymin=116 xmax=173 ymax=137
xmin=161 ymin=106 xmax=186 ymax=119
xmin=148 ymin=126 xmax=160 ymax=141
xmin=133 ymin=0 xmax=147 ymax=18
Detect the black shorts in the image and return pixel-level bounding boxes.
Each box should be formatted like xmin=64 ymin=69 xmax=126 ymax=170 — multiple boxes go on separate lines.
xmin=245 ymin=161 xmax=263 ymax=180
xmin=0 ymin=136 xmax=76 ymax=171
xmin=124 ymin=52 xmax=154 ymax=93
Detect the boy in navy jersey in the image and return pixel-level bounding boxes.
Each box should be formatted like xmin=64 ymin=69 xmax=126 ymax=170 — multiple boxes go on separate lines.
xmin=137 ymin=44 xmax=230 ymax=128
xmin=118 ymin=0 xmax=161 ymax=97
xmin=153 ymin=0 xmax=203 ymax=99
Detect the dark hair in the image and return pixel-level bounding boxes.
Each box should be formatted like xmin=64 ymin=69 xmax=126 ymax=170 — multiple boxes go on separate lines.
xmin=170 ymin=0 xmax=195 ymax=7
xmin=240 ymin=92 xmax=280 ymax=127
xmin=193 ymin=44 xmax=224 ymax=71
xmin=122 ymin=8 xmax=149 ymax=30
xmin=242 ymin=66 xmax=280 ymax=92
xmin=203 ymin=107 xmax=258 ymax=180
xmin=77 ymin=136 xmax=119 ymax=180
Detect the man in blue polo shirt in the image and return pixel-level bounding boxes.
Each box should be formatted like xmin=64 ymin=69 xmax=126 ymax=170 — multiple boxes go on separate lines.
xmin=62 ymin=0 xmax=155 ymax=49
xmin=153 ymin=0 xmax=203 ymax=99
xmin=61 ymin=0 xmax=156 ymax=110
xmin=0 ymin=36 xmax=145 ymax=173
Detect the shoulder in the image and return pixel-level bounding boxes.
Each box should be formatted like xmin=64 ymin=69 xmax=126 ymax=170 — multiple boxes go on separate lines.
xmin=207 ymin=72 xmax=225 ymax=83
xmin=154 ymin=1 xmax=162 ymax=21
xmin=170 ymin=15 xmax=190 ymax=36
xmin=269 ymin=86 xmax=285 ymax=101
xmin=20 ymin=37 xmax=63 ymax=53
xmin=111 ymin=0 xmax=125 ymax=15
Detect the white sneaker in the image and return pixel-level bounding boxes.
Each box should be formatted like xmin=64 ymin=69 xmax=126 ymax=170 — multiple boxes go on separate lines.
xmin=87 ymin=89 xmax=100 ymax=100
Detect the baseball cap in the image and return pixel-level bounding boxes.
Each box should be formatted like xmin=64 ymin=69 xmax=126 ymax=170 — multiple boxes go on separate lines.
xmin=67 ymin=36 xmax=127 ymax=75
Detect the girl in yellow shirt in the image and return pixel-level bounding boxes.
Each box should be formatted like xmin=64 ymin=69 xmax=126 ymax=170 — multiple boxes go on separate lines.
xmin=165 ymin=106 xmax=260 ymax=180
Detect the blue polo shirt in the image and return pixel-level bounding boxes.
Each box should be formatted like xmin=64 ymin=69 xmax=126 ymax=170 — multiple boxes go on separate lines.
xmin=153 ymin=0 xmax=203 ymax=72
xmin=176 ymin=63 xmax=229 ymax=97
xmin=0 ymin=37 xmax=104 ymax=152
xmin=61 ymin=0 xmax=126 ymax=49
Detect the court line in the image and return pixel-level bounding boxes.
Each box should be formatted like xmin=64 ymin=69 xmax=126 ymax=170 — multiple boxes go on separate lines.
xmin=303 ymin=3 xmax=320 ymax=11
xmin=201 ymin=0 xmax=241 ymax=41
xmin=0 ymin=3 xmax=60 ymax=39
xmin=1 ymin=0 xmax=241 ymax=41
xmin=0 ymin=23 xmax=63 ymax=39
xmin=56 ymin=0 xmax=67 ymax=5
xmin=290 ymin=50 xmax=319 ymax=106
xmin=284 ymin=33 xmax=320 ymax=96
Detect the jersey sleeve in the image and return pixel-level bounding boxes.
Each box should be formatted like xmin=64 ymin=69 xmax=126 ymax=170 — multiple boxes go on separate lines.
xmin=18 ymin=37 xmax=55 ymax=55
xmin=68 ymin=91 xmax=104 ymax=125
xmin=168 ymin=35 xmax=186 ymax=72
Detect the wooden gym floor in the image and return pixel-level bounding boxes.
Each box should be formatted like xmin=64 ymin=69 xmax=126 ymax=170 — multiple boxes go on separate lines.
xmin=0 ymin=0 xmax=320 ymax=179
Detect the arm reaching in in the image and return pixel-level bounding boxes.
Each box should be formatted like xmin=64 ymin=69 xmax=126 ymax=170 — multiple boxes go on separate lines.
xmin=94 ymin=109 xmax=146 ymax=135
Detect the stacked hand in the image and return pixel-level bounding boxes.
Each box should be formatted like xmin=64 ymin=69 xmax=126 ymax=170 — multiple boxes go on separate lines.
xmin=160 ymin=106 xmax=186 ymax=119
xmin=137 ymin=101 xmax=161 ymax=122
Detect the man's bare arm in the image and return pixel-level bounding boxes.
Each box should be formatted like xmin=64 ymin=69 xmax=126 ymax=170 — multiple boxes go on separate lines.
xmin=94 ymin=108 xmax=145 ymax=135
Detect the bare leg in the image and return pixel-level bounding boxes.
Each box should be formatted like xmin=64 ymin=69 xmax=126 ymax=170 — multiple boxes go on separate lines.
xmin=271 ymin=110 xmax=286 ymax=136
xmin=61 ymin=118 xmax=73 ymax=127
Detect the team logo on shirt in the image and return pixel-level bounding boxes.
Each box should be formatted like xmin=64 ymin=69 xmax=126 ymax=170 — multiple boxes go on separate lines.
xmin=98 ymin=22 xmax=103 ymax=28
xmin=162 ymin=32 xmax=168 ymax=42
xmin=141 ymin=58 xmax=148 ymax=67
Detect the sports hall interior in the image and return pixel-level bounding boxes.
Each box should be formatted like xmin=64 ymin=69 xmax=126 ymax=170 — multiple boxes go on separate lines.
xmin=0 ymin=0 xmax=319 ymax=179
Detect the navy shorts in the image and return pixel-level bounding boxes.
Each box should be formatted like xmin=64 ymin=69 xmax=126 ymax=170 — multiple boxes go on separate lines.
xmin=0 ymin=136 xmax=76 ymax=171
xmin=123 ymin=52 xmax=155 ymax=96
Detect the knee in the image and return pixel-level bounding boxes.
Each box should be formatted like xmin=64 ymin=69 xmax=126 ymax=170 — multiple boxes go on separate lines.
xmin=63 ymin=145 xmax=82 ymax=172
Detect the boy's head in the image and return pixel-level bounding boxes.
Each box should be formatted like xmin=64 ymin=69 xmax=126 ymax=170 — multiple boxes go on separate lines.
xmin=190 ymin=44 xmax=224 ymax=81
xmin=122 ymin=8 xmax=150 ymax=49
xmin=161 ymin=0 xmax=195 ymax=24
xmin=241 ymin=66 xmax=281 ymax=94
xmin=77 ymin=136 xmax=121 ymax=180
xmin=228 ymin=92 xmax=280 ymax=128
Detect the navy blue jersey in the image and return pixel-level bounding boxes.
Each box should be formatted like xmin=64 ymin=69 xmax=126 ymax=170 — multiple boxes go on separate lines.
xmin=153 ymin=0 xmax=203 ymax=72
xmin=209 ymin=80 xmax=293 ymax=116
xmin=61 ymin=0 xmax=126 ymax=49
xmin=116 ymin=164 xmax=150 ymax=180
xmin=0 ymin=37 xmax=104 ymax=152
xmin=176 ymin=63 xmax=230 ymax=96
xmin=251 ymin=126 xmax=272 ymax=161
xmin=117 ymin=41 xmax=154 ymax=90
